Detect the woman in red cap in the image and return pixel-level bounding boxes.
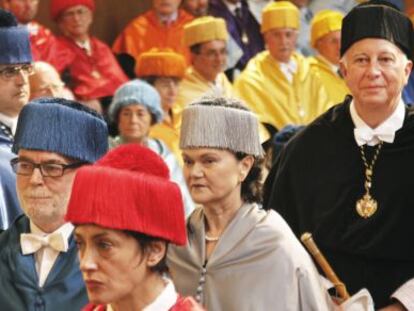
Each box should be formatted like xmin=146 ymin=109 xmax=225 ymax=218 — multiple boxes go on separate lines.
xmin=65 ymin=144 xmax=202 ymax=311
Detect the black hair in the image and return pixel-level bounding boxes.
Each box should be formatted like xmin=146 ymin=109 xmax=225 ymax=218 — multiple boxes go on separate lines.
xmin=124 ymin=230 xmax=169 ymax=274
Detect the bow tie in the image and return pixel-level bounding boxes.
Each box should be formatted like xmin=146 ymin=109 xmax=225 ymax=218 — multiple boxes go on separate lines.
xmin=354 ymin=127 xmax=395 ymax=146
xmin=20 ymin=232 xmax=68 ymax=255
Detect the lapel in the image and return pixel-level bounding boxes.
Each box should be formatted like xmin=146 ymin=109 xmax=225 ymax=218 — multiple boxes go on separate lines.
xmin=7 ymin=215 xmax=39 ymax=287
xmin=9 ymin=216 xmax=79 ymax=289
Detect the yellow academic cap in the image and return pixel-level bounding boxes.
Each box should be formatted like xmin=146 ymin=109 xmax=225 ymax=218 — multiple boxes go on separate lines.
xmin=261 ymin=1 xmax=300 ymax=33
xmin=136 ymin=48 xmax=186 ymax=78
xmin=184 ymin=16 xmax=228 ymax=47
xmin=311 ymin=10 xmax=344 ymax=48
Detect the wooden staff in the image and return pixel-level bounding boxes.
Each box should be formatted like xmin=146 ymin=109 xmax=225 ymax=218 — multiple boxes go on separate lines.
xmin=301 ymin=232 xmax=350 ymax=300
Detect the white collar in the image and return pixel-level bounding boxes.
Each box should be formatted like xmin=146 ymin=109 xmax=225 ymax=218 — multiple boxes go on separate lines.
xmin=0 ymin=113 xmax=19 ymax=135
xmin=75 ymin=38 xmax=91 ymax=55
xmin=279 ymin=58 xmax=297 ymax=83
xmin=157 ymin=12 xmax=178 ymax=25
xmin=26 ymin=22 xmax=39 ymax=35
xmin=143 ymin=278 xmax=178 ymax=311
xmin=224 ymin=0 xmax=242 ymax=15
xmin=350 ymin=99 xmax=405 ymax=146
xmin=30 ymin=221 xmax=74 ymax=242
xmin=107 ymin=278 xmax=178 ymax=311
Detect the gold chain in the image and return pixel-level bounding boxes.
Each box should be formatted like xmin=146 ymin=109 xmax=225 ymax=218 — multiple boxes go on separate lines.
xmin=359 ymin=141 xmax=383 ymax=192
xmin=355 ymin=142 xmax=383 ymax=218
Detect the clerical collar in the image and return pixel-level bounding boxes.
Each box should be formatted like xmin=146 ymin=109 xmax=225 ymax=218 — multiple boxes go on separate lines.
xmin=30 ymin=221 xmax=74 ymax=241
xmin=279 ymin=58 xmax=297 ymax=83
xmin=76 ymin=38 xmax=92 ymax=55
xmin=224 ymin=0 xmax=242 ymax=16
xmin=350 ymin=99 xmax=405 ymax=146
xmin=157 ymin=12 xmax=178 ymax=25
xmin=0 ymin=113 xmax=18 ymax=135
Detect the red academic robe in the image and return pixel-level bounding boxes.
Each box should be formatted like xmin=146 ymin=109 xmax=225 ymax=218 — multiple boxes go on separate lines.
xmin=57 ymin=36 xmax=129 ymax=100
xmin=82 ymin=296 xmax=203 ymax=311
xmin=28 ymin=21 xmax=72 ymax=72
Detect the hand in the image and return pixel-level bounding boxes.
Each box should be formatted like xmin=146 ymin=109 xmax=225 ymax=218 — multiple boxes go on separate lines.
xmin=377 ymin=301 xmax=407 ymax=311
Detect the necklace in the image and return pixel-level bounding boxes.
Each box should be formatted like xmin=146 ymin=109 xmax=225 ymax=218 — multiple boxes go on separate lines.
xmin=356 ymin=141 xmax=383 ymax=218
xmin=205 ymin=234 xmax=220 ymax=242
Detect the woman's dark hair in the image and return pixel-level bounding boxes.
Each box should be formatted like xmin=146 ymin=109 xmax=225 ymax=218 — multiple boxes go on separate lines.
xmin=234 ymin=152 xmax=264 ymax=204
xmin=124 ymin=230 xmax=169 ymax=274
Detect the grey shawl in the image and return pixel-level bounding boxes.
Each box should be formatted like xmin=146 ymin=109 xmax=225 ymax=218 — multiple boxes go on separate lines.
xmin=167 ymin=203 xmax=334 ymax=311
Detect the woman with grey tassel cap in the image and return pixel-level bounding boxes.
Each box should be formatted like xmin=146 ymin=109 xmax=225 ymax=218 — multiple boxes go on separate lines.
xmin=167 ymin=96 xmax=334 ymax=310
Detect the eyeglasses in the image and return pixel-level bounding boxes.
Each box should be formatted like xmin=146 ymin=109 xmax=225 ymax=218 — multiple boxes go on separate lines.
xmin=0 ymin=64 xmax=34 ymax=81
xmin=10 ymin=158 xmax=86 ymax=178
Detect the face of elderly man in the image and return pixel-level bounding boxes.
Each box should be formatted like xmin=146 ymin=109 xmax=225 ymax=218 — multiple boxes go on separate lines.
xmin=340 ymin=38 xmax=412 ymax=117
xmin=192 ymin=39 xmax=227 ymax=82
xmin=29 ymin=62 xmax=65 ymax=99
xmin=3 ymin=0 xmax=39 ymax=24
xmin=15 ymin=149 xmax=81 ymax=233
xmin=58 ymin=5 xmax=93 ymax=41
xmin=315 ymin=30 xmax=341 ymax=66
xmin=0 ymin=64 xmax=31 ymax=117
xmin=264 ymin=28 xmax=298 ymax=63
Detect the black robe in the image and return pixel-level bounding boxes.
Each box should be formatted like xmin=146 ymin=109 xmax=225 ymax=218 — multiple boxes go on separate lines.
xmin=264 ymin=96 xmax=414 ymax=308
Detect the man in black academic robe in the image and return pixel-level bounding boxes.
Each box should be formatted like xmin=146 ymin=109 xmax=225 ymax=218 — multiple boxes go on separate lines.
xmin=264 ymin=1 xmax=414 ymax=309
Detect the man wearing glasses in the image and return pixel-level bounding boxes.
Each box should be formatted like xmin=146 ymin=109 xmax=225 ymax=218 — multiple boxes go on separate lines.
xmin=0 ymin=97 xmax=108 ymax=310
xmin=49 ymin=0 xmax=128 ymax=114
xmin=0 ymin=9 xmax=32 ymax=232
xmin=173 ymin=16 xmax=233 ymax=128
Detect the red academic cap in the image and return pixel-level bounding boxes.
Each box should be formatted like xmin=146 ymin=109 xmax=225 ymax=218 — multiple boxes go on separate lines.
xmin=50 ymin=0 xmax=95 ymax=21
xmin=65 ymin=144 xmax=187 ymax=246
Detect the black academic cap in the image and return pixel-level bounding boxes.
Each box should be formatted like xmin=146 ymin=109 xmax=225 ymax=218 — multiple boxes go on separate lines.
xmin=340 ymin=0 xmax=414 ymax=60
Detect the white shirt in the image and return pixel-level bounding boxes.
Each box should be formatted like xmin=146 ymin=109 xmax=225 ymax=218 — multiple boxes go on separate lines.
xmin=224 ymin=0 xmax=242 ymax=16
xmin=76 ymin=38 xmax=92 ymax=55
xmin=279 ymin=59 xmax=297 ymax=83
xmin=392 ymin=278 xmax=414 ymax=311
xmin=0 ymin=113 xmax=19 ymax=135
xmin=157 ymin=12 xmax=178 ymax=26
xmin=29 ymin=222 xmax=74 ymax=287
xmin=350 ymin=99 xmax=405 ymax=146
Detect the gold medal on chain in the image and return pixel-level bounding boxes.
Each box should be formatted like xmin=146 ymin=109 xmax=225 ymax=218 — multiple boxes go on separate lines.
xmin=355 ymin=142 xmax=383 ymax=218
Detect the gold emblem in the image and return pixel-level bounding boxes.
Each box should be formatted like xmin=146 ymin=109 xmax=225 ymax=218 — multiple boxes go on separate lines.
xmin=356 ymin=194 xmax=377 ymax=218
